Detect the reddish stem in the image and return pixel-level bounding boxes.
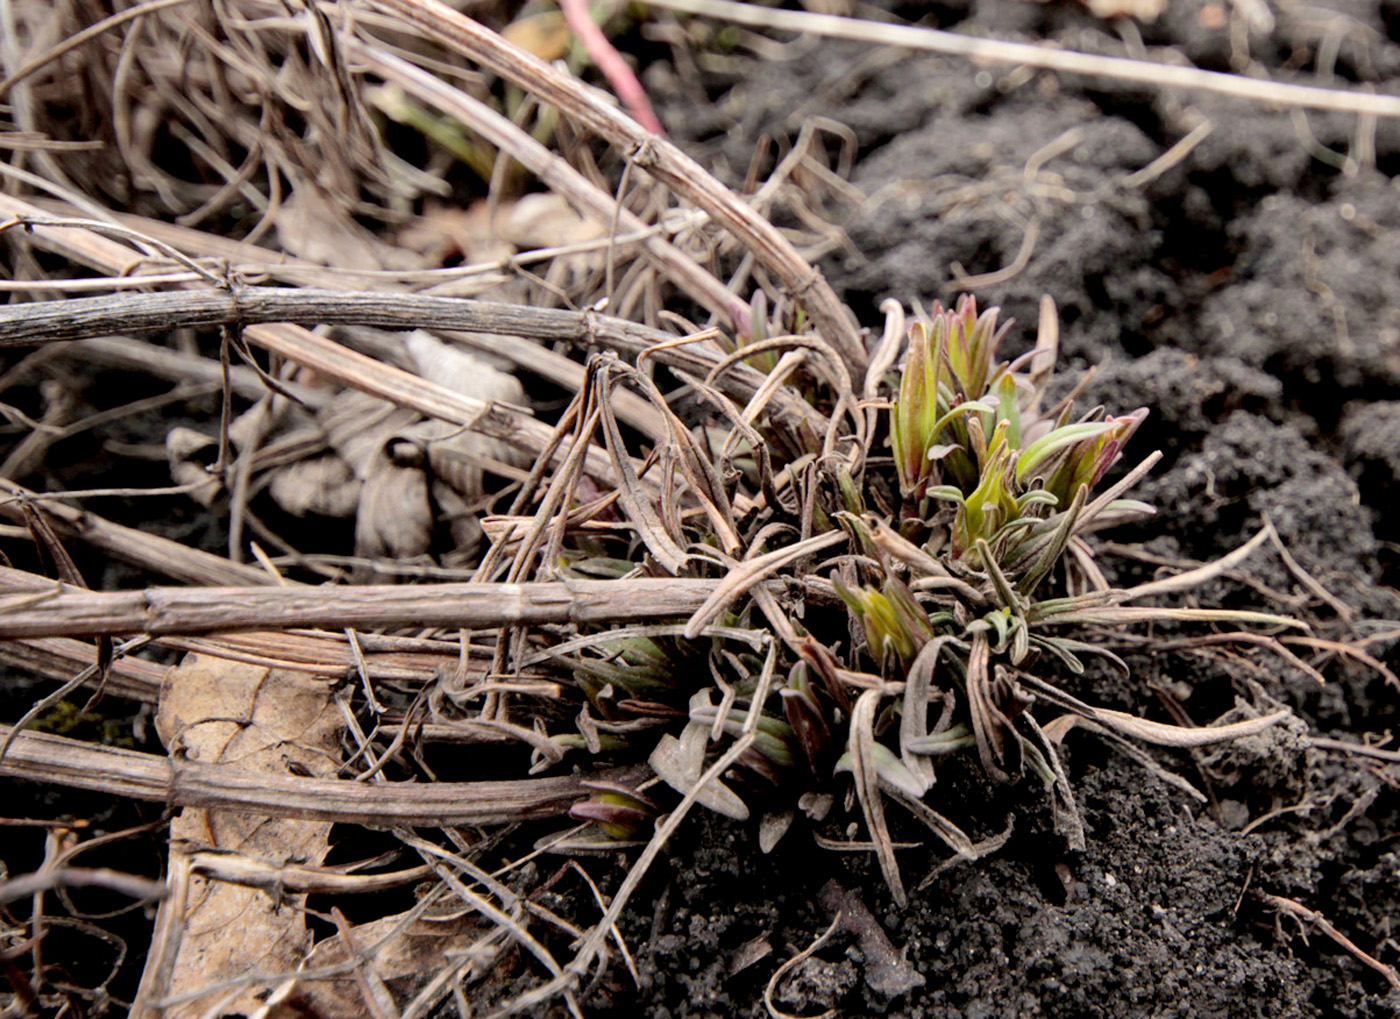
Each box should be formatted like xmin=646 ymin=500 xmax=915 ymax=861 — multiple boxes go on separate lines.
xmin=557 ymin=0 xmax=665 ymax=136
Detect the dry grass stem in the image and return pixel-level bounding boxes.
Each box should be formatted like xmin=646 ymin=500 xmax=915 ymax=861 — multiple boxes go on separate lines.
xmin=369 ymin=0 xmax=866 ymax=373
xmin=0 ymin=569 xmax=734 ymax=638
xmin=0 ymin=479 xmax=275 ymax=586
xmin=0 ymin=724 xmax=633 ymax=826
xmin=0 ymin=867 xmax=169 ymax=905
xmin=1256 ymin=892 xmax=1400 ymax=990
xmin=647 ymin=0 xmax=1400 ymax=119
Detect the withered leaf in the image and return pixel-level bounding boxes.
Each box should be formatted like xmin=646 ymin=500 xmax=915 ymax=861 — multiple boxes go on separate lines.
xmin=356 ymin=454 xmax=435 ymax=561
xmin=284 ymin=908 xmax=497 ymax=1018
xmin=168 ymin=337 xmax=528 ymax=574
xmin=146 ymin=654 xmax=342 ymax=1019
xmin=268 ymin=454 xmax=361 ymax=518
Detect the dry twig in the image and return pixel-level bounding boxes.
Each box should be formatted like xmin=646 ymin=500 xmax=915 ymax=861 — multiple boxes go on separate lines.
xmin=0 ymin=724 xmax=630 ymax=825
xmin=0 ymin=568 xmax=733 ymax=638
xmin=647 ymin=0 xmax=1400 ymax=119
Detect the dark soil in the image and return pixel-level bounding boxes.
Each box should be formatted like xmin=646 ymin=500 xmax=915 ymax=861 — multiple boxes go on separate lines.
xmin=626 ymin=1 xmax=1400 ymax=1015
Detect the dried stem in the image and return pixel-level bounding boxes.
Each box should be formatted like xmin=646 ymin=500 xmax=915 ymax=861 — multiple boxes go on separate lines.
xmin=0 ymin=567 xmax=732 ymax=637
xmin=0 ymin=637 xmax=166 ymax=701
xmin=1256 ymin=891 xmax=1400 ymax=990
xmin=0 ymin=478 xmax=275 ymax=586
xmin=0 ymin=867 xmax=169 ymax=905
xmin=648 ymin=0 xmax=1400 ymax=119
xmin=368 ymin=0 xmax=866 ymax=374
xmin=349 ymin=38 xmax=738 ymax=328
xmin=0 ymin=201 xmax=827 ymax=443
xmin=0 ymin=724 xmax=629 ymax=825
xmin=0 ymin=196 xmax=625 ymax=485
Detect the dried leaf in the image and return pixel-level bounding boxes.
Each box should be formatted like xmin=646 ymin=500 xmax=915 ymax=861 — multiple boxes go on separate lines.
xmin=356 ymin=453 xmax=434 ymax=561
xmin=847 ymin=689 xmax=905 ymax=906
xmin=1021 ymin=715 xmax=1085 ymax=850
xmin=598 ymin=370 xmax=688 ymax=574
xmin=166 ymin=427 xmax=222 ymax=508
xmin=682 ymin=530 xmax=846 ymax=639
xmin=151 ymin=654 xmax=342 ymax=1018
xmin=400 ymin=333 xmax=528 ymax=498
xmin=499 ymin=192 xmax=606 ymax=250
xmin=197 ymin=337 xmax=529 ymax=570
xmin=231 ymin=390 xmax=300 ymax=442
xmin=277 ymin=184 xmax=418 ymax=271
xmin=648 ymin=732 xmax=749 ymax=820
xmin=432 ymin=479 xmax=485 ymax=560
xmin=395 ymin=201 xmax=514 ymax=268
xmin=1090 ymin=706 xmax=1293 ymax=748
xmin=403 ymin=331 xmax=525 ymax=411
xmin=899 ymin=639 xmax=945 ymax=792
xmin=728 ymin=934 xmax=773 ymax=977
xmin=966 ymin=634 xmax=1018 ymax=782
xmin=1114 ymin=526 xmax=1272 ymax=603
xmin=285 ymin=908 xmax=495 ymax=1017
xmin=393 ymin=197 xmax=604 ymax=298
xmin=1035 ymin=604 xmax=1307 ymax=630
xmin=268 ymin=455 xmax=361 ymax=518
xmin=759 ymin=809 xmax=795 ymax=854
xmin=322 ymin=390 xmax=421 ymax=479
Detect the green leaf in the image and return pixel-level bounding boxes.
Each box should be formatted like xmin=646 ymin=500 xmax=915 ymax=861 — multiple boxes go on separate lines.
xmin=995 ymin=372 xmax=1022 ymax=449
xmin=925 ymin=485 xmax=967 ymax=505
xmin=1015 ymin=421 xmax=1116 ymax=483
xmin=836 ymin=740 xmax=930 ymax=800
xmin=1015 ymin=489 xmax=1059 ymax=511
xmin=1015 ymin=483 xmax=1088 ymax=598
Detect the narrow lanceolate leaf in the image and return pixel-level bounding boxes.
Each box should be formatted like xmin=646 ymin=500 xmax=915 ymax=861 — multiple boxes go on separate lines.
xmin=965 ymin=633 xmax=1013 ymax=782
xmin=929 ymin=400 xmax=997 ymax=440
xmin=682 ymin=529 xmax=846 ymax=640
xmin=781 ymin=688 xmax=832 ymax=777
xmin=1029 ymin=635 xmax=1129 ymax=676
xmin=847 ymin=689 xmax=906 ymax=906
xmin=1031 ymin=605 xmax=1309 ymax=630
xmin=995 ymin=372 xmax=1023 ymax=449
xmin=1113 ymin=526 xmax=1272 ymax=603
xmin=893 ymin=319 xmax=942 ymax=495
xmin=900 ymin=636 xmax=954 ymax=789
xmin=1014 ymin=483 xmax=1088 ymax=598
xmin=891 ymin=786 xmax=1013 ymax=864
xmin=976 ymin=538 xmax=1021 ymax=613
xmin=1075 ymin=449 xmax=1162 ymax=529
xmin=648 ymin=733 xmax=749 ymax=820
xmin=1087 ymin=708 xmax=1293 ymax=748
xmin=1014 ymin=421 xmax=1116 ymax=484
xmin=925 ymin=484 xmax=968 ymax=505
xmin=598 ymin=374 xmax=689 ymax=574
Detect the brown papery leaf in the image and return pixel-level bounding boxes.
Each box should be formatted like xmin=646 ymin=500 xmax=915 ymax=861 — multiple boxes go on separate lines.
xmin=143 ymin=654 xmax=342 ymax=1018
xmin=276 ymin=184 xmax=421 ymax=271
xmin=403 ymin=331 xmax=529 ymax=496
xmin=165 ymin=428 xmax=221 ymax=508
xmin=286 ymin=908 xmax=497 ymax=1017
xmin=1089 ymin=707 xmax=1293 ymax=748
xmin=268 ymin=455 xmax=361 ymax=518
xmin=196 ymin=336 xmax=530 ymax=572
xmin=356 ymin=452 xmax=435 ymax=561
